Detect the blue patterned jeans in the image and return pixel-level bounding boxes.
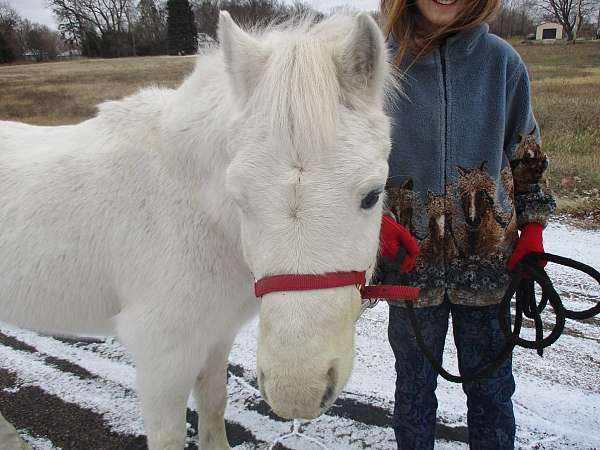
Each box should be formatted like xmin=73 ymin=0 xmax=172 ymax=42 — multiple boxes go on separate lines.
xmin=388 ymin=300 xmax=515 ymax=450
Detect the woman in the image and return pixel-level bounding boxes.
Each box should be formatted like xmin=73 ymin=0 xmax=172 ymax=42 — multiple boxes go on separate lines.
xmin=376 ymin=0 xmax=556 ymax=448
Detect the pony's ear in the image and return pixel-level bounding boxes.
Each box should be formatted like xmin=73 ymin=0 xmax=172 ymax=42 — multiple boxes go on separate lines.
xmin=218 ymin=11 xmax=270 ymax=103
xmin=335 ymin=13 xmax=387 ymax=105
xmin=479 ymin=160 xmax=488 ymax=172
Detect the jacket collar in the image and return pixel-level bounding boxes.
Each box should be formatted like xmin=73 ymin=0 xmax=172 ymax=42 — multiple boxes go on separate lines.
xmin=445 ymin=23 xmax=489 ymax=59
xmin=389 ymin=23 xmax=490 ymax=67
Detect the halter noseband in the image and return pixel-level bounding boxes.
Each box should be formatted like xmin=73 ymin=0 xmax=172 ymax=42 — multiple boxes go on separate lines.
xmin=254 ymin=270 xmax=420 ymax=301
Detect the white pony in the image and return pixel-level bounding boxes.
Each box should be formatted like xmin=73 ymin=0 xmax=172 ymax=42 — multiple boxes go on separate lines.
xmin=0 ymin=11 xmax=393 ymax=450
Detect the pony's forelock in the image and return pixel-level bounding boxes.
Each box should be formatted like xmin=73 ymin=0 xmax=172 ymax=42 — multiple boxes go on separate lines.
xmin=238 ymin=13 xmax=398 ymax=164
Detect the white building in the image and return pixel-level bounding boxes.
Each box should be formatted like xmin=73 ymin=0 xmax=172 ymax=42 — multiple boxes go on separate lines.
xmin=536 ymin=22 xmax=564 ymax=40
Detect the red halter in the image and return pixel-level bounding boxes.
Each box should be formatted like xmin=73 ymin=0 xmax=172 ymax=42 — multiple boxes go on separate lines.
xmin=254 ymin=270 xmax=419 ymax=301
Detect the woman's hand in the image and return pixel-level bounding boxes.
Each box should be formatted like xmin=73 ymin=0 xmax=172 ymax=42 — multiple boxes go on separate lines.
xmin=379 ymin=214 xmax=420 ymax=273
xmin=507 ymin=222 xmax=546 ymax=271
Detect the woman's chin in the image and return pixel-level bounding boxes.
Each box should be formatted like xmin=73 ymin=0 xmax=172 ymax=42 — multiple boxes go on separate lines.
xmin=419 ymin=0 xmax=462 ymax=27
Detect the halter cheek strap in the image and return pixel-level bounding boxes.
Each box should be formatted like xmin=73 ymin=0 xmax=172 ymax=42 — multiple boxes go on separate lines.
xmin=254 ymin=270 xmax=420 ymax=301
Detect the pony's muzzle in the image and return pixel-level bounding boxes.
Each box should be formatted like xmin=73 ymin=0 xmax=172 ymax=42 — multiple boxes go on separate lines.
xmin=258 ymin=362 xmax=340 ymax=420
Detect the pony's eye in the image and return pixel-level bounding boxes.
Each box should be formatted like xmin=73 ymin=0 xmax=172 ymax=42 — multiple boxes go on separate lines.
xmin=361 ymin=189 xmax=382 ymax=209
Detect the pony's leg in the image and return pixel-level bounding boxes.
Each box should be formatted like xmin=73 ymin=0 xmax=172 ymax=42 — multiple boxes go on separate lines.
xmin=193 ymin=339 xmax=233 ymax=450
xmin=0 ymin=412 xmax=31 ymax=450
xmin=135 ymin=355 xmax=198 ymax=450
xmin=119 ymin=315 xmax=202 ymax=450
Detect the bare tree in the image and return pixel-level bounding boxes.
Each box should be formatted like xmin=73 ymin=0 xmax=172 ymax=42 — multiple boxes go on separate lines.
xmin=48 ymin=0 xmax=132 ymax=35
xmin=0 ymin=1 xmax=22 ymax=60
xmin=490 ymin=0 xmax=536 ymax=38
xmin=0 ymin=1 xmax=19 ymax=26
xmin=193 ymin=0 xmax=322 ymax=40
xmin=193 ymin=0 xmax=219 ymax=39
xmin=536 ymin=0 xmax=599 ymax=40
xmin=57 ymin=0 xmax=136 ymax=33
xmin=218 ymin=0 xmax=288 ymax=28
xmin=19 ymin=19 xmax=59 ymax=60
xmin=596 ymin=4 xmax=600 ymax=37
xmin=1 ymin=3 xmax=61 ymax=62
xmin=519 ymin=0 xmax=537 ymax=38
xmin=49 ymin=0 xmax=135 ymax=55
xmin=284 ymin=0 xmax=324 ymax=21
xmin=134 ymin=0 xmax=166 ymax=54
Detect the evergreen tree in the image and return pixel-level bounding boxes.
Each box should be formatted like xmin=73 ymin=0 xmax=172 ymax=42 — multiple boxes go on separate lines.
xmin=166 ymin=0 xmax=197 ymax=55
xmin=0 ymin=31 xmax=15 ymax=63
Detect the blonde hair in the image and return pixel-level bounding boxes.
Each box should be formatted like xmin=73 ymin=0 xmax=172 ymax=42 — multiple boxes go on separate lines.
xmin=380 ymin=0 xmax=500 ymax=65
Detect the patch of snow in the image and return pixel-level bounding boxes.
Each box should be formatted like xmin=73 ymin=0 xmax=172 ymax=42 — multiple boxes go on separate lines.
xmin=0 ymin=344 xmax=145 ymax=436
xmin=21 ymin=435 xmax=60 ymax=450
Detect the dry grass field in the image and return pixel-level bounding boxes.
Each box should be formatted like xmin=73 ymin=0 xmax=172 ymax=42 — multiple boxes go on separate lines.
xmin=519 ymin=42 xmax=600 ymax=195
xmin=0 ymin=56 xmax=196 ymax=125
xmin=0 ymin=42 xmax=599 ymax=217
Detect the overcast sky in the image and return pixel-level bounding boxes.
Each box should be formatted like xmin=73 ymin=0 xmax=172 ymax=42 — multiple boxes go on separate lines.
xmin=9 ymin=0 xmax=58 ymax=29
xmin=8 ymin=0 xmax=380 ymax=31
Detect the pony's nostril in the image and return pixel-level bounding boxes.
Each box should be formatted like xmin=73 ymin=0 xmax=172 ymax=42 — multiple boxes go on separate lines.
xmin=320 ymin=365 xmax=337 ymax=409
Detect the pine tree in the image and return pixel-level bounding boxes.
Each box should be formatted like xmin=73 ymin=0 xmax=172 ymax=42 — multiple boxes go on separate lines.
xmin=166 ymin=0 xmax=197 ymax=55
xmin=0 ymin=32 xmax=15 ymax=63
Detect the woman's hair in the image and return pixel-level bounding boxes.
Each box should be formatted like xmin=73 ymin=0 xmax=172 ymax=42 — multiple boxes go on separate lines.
xmin=380 ymin=0 xmax=500 ymax=64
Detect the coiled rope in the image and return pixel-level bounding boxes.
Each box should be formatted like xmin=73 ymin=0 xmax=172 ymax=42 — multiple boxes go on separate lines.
xmin=405 ymin=252 xmax=600 ymax=383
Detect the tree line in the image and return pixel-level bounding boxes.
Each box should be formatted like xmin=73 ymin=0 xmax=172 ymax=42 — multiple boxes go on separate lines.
xmin=1 ymin=0 xmax=599 ymax=64
xmin=0 ymin=1 xmax=63 ymax=62
xmin=0 ymin=0 xmax=322 ymax=63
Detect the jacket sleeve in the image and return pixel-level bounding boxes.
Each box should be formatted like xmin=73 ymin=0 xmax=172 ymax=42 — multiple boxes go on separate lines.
xmin=504 ymin=61 xmax=556 ymax=229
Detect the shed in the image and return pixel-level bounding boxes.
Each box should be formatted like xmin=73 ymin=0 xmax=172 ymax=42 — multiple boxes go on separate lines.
xmin=57 ymin=49 xmax=82 ymax=60
xmin=536 ymin=22 xmax=564 ymax=40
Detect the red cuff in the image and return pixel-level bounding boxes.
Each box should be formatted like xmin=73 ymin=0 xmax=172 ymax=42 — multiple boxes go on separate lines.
xmin=379 ymin=215 xmax=420 ymax=258
xmin=507 ymin=222 xmax=545 ymax=271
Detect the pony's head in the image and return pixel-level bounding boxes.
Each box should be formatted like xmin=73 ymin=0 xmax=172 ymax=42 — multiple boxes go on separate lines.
xmin=221 ymin=12 xmax=393 ymax=419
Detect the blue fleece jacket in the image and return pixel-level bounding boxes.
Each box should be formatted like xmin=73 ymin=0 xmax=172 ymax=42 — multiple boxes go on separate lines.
xmin=378 ymin=24 xmax=556 ymax=307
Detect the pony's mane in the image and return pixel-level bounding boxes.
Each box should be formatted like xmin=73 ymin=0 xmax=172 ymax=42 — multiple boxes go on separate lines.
xmin=238 ymin=14 xmax=398 ymax=164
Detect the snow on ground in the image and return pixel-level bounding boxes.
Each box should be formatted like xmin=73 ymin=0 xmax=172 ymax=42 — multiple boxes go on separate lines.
xmin=2 ymin=221 xmax=599 ymax=449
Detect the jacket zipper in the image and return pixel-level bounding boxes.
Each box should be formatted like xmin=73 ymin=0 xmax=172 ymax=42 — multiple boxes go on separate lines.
xmin=440 ymin=43 xmax=449 ymax=283
xmin=440 ymin=43 xmax=448 ymax=194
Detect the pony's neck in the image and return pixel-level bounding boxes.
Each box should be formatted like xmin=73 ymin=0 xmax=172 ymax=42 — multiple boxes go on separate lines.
xmin=165 ymin=53 xmax=237 ymax=171
xmin=162 ymin=53 xmax=242 ymax=250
